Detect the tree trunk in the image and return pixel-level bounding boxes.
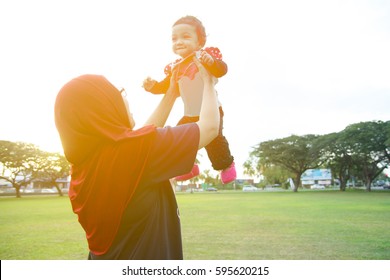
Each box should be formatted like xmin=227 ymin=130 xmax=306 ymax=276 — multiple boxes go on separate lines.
xmin=366 ymin=179 xmax=372 ymax=192
xmin=53 ymin=183 xmax=64 ymax=197
xmin=336 ymin=169 xmax=349 ymax=192
xmin=293 ymin=175 xmax=300 ymax=192
xmin=15 ymin=186 xmax=21 ymax=198
xmin=339 ymin=177 xmax=347 ymax=191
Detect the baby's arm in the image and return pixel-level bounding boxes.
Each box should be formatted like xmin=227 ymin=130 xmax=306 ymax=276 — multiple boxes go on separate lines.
xmin=143 ymin=75 xmax=171 ymax=94
xmin=143 ymin=77 xmax=157 ymax=91
xmin=198 ymin=47 xmax=228 ymax=78
xmin=206 ymin=58 xmax=228 ymax=78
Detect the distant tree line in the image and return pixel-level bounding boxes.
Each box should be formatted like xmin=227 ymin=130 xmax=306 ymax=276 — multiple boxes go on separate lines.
xmin=0 ymin=140 xmax=70 ymax=198
xmin=244 ymin=120 xmax=390 ymax=192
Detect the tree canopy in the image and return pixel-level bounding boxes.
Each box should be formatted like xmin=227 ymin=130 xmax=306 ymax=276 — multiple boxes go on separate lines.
xmin=249 ymin=134 xmax=323 ymax=192
xmin=246 ymin=120 xmax=390 ymax=192
xmin=0 ymin=140 xmax=70 ymax=198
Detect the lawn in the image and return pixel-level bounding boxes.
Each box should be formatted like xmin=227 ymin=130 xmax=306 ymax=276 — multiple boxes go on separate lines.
xmin=1 ymin=190 xmax=389 ymax=260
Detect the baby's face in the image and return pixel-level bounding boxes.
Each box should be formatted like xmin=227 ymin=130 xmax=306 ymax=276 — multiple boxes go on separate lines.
xmin=171 ymin=23 xmax=201 ymax=58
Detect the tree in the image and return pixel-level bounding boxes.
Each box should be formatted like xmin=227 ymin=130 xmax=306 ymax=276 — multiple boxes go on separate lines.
xmin=0 ymin=140 xmax=71 ymax=197
xmin=243 ymin=157 xmax=258 ymax=178
xmin=342 ymin=121 xmax=390 ymax=191
xmin=250 ymin=134 xmax=323 ymax=192
xmin=317 ymin=132 xmax=353 ymax=191
xmin=382 ymin=120 xmax=390 ymax=161
xmin=0 ymin=141 xmax=42 ymax=198
xmin=201 ymin=169 xmax=220 ymax=187
xmin=260 ymin=165 xmax=293 ymax=189
xmin=34 ymin=151 xmax=70 ymax=196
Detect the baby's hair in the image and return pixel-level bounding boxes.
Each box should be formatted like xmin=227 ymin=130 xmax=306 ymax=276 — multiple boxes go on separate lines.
xmin=173 ymin=15 xmax=207 ymax=47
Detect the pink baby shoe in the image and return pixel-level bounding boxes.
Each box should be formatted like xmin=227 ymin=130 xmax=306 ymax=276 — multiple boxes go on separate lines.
xmin=175 ymin=164 xmax=200 ymax=181
xmin=221 ymin=162 xmax=236 ymax=184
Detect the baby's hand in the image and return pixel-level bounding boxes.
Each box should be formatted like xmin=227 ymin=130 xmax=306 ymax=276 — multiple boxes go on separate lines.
xmin=196 ymin=50 xmax=214 ymax=66
xmin=143 ymin=77 xmax=156 ymax=91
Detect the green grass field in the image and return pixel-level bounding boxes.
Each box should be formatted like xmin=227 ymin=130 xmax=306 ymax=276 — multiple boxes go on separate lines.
xmin=1 ymin=190 xmax=389 ymax=260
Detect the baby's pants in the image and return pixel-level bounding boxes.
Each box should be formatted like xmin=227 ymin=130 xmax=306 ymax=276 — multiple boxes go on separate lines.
xmin=177 ymin=106 xmax=234 ymax=171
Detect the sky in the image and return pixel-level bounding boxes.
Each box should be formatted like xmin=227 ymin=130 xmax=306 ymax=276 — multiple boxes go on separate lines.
xmin=1 ymin=0 xmax=390 ymax=178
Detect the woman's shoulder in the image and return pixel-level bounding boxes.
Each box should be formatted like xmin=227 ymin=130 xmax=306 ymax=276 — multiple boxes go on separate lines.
xmin=156 ymin=123 xmax=199 ymax=139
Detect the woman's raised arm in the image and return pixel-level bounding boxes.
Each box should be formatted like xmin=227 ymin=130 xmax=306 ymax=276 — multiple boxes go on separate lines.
xmin=194 ymin=58 xmax=220 ymax=149
xmin=144 ymin=71 xmax=180 ymax=127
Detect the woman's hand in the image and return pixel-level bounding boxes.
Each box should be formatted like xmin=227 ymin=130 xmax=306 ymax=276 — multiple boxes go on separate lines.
xmin=196 ymin=50 xmax=214 ymax=66
xmin=166 ymin=70 xmax=180 ymax=99
xmin=193 ymin=57 xmax=216 ymax=84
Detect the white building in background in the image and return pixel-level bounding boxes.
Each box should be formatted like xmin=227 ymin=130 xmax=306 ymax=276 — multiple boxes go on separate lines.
xmin=301 ymin=169 xmax=332 ymax=187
